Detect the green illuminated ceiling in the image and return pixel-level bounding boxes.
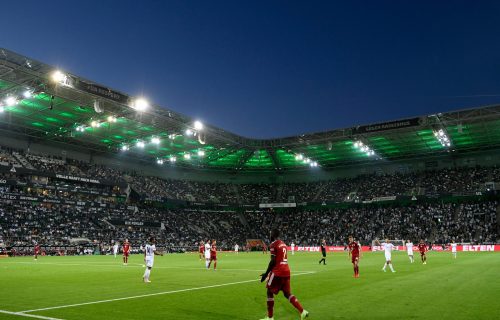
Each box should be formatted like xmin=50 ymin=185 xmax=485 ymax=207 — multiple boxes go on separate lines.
xmin=2 ymin=49 xmax=500 ymax=172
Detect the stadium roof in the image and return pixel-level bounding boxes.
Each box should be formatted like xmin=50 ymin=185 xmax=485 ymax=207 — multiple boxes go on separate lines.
xmin=1 ymin=48 xmax=500 ymax=172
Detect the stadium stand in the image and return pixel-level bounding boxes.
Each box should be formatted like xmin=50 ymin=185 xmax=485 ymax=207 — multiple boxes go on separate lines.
xmin=0 ymin=149 xmax=497 ymax=255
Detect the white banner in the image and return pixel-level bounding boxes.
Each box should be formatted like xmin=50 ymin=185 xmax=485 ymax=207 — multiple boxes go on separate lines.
xmin=259 ymin=203 xmax=296 ymax=208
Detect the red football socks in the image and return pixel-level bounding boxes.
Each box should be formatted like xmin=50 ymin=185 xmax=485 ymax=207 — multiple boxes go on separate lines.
xmin=267 ymin=298 xmax=274 ymax=317
xmin=289 ymin=295 xmax=304 ymax=313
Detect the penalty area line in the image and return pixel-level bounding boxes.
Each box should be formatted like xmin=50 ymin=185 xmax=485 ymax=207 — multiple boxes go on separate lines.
xmin=20 ymin=271 xmax=316 ymax=313
xmin=0 ymin=309 xmax=65 ymax=320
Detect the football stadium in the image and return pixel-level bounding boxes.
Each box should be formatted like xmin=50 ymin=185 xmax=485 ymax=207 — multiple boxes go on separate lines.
xmin=1 ymin=3 xmax=500 ymax=320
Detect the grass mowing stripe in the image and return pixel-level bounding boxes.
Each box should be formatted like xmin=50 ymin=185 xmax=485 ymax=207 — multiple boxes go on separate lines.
xmin=7 ymin=261 xmax=314 ymax=273
xmin=0 ymin=310 xmax=64 ymax=320
xmin=20 ymin=271 xmax=316 ymax=313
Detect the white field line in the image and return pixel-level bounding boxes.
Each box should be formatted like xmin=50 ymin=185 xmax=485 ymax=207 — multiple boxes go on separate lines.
xmin=20 ymin=271 xmax=316 ymax=313
xmin=5 ymin=261 xmax=313 ymax=273
xmin=0 ymin=309 xmax=64 ymax=320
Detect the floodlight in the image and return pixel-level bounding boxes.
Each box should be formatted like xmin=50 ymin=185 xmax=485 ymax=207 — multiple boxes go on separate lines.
xmin=185 ymin=129 xmax=193 ymax=136
xmin=170 ymin=156 xmax=177 ymax=162
xmin=198 ymin=150 xmax=205 ymax=157
xmin=151 ymin=137 xmax=161 ymax=144
xmin=121 ymin=145 xmax=129 ymax=151
xmin=157 ymin=159 xmax=164 ymax=165
xmin=132 ymin=97 xmax=149 ymax=111
xmin=184 ymin=153 xmax=191 ymax=160
xmin=4 ymin=96 xmax=18 ymax=106
xmin=91 ymin=121 xmax=99 ymax=128
xmin=136 ymin=141 xmax=145 ymax=148
xmin=23 ymin=90 xmax=33 ymax=98
xmin=194 ymin=121 xmax=204 ymax=130
xmin=295 ymin=154 xmax=304 ymax=161
xmin=51 ymin=70 xmax=66 ymax=83
xmin=107 ymin=116 xmax=117 ymax=123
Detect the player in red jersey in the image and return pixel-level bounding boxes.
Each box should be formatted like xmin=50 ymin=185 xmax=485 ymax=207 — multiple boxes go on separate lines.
xmin=199 ymin=241 xmax=205 ymax=260
xmin=34 ymin=243 xmax=40 ymax=261
xmin=122 ymin=239 xmax=131 ymax=265
xmin=259 ymin=229 xmax=309 ymax=320
xmin=208 ymin=240 xmax=217 ymax=270
xmin=418 ymin=239 xmax=427 ymax=264
xmin=348 ymin=236 xmax=361 ymax=278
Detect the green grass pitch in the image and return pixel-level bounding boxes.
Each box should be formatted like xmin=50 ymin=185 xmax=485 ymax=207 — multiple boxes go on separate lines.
xmin=0 ymin=251 xmax=498 ymax=320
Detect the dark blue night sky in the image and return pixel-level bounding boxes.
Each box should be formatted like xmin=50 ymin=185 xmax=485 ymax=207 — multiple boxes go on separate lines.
xmin=2 ymin=1 xmax=500 ymax=138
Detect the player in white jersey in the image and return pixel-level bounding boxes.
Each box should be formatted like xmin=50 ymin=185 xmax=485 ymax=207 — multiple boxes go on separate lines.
xmin=291 ymin=242 xmax=295 ymax=255
xmin=406 ymin=240 xmax=414 ymax=263
xmin=376 ymin=239 xmax=396 ymax=273
xmin=234 ymin=244 xmax=239 ymax=254
xmin=143 ymin=237 xmax=163 ymax=283
xmin=450 ymin=240 xmax=457 ymax=259
xmin=113 ymin=242 xmax=119 ymax=258
xmin=204 ymin=240 xmax=211 ymax=269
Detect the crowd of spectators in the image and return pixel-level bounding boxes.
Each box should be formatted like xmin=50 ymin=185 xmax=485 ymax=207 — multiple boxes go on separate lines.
xmin=1 ymin=198 xmax=497 ymax=253
xmin=0 ymin=148 xmax=498 ymax=255
xmin=1 ymin=147 xmax=500 ymax=204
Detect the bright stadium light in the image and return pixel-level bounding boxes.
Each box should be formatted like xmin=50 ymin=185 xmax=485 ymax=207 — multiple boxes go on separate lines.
xmin=184 ymin=153 xmax=191 ymax=160
xmin=304 ymin=158 xmax=311 ymax=164
xmin=194 ymin=120 xmax=204 ymax=130
xmin=310 ymin=161 xmax=318 ymax=167
xmin=23 ymin=90 xmax=33 ymax=98
xmin=121 ymin=145 xmax=129 ymax=151
xmin=185 ymin=129 xmax=193 ymax=136
xmin=168 ymin=134 xmax=177 ymax=140
xmin=90 ymin=120 xmax=99 ymax=128
xmin=136 ymin=141 xmax=145 ymax=148
xmin=76 ymin=125 xmax=86 ymax=132
xmin=131 ymin=97 xmax=149 ymax=111
xmin=295 ymin=154 xmax=304 ymax=161
xmin=197 ymin=150 xmax=205 ymax=157
xmin=434 ymin=129 xmax=451 ymax=147
xmin=4 ymin=96 xmax=18 ymax=106
xmin=157 ymin=159 xmax=164 ymax=165
xmin=0 ymin=106 xmax=4 ymax=113
xmin=51 ymin=70 xmax=66 ymax=82
xmin=107 ymin=116 xmax=117 ymax=123
xmin=151 ymin=137 xmax=161 ymax=144
xmin=353 ymin=140 xmax=377 ymax=157
xmin=169 ymin=156 xmax=177 ymax=162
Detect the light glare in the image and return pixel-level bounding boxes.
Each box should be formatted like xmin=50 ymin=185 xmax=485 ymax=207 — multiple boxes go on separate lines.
xmin=4 ymin=96 xmax=17 ymax=106
xmin=194 ymin=121 xmax=204 ymax=130
xmin=151 ymin=137 xmax=160 ymax=144
xmin=132 ymin=98 xmax=149 ymax=111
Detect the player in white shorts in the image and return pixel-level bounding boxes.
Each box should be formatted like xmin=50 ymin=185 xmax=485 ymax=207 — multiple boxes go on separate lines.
xmin=234 ymin=244 xmax=239 ymax=254
xmin=113 ymin=242 xmax=119 ymax=258
xmin=204 ymin=240 xmax=211 ymax=269
xmin=450 ymin=240 xmax=457 ymax=259
xmin=143 ymin=237 xmax=163 ymax=283
xmin=376 ymin=239 xmax=396 ymax=273
xmin=406 ymin=240 xmax=414 ymax=263
xmin=291 ymin=242 xmax=295 ymax=255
